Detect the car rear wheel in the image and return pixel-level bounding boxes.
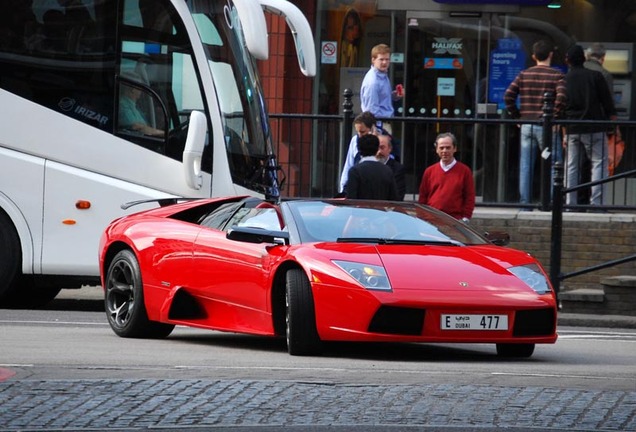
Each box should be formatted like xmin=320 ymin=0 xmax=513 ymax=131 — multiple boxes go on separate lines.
xmin=496 ymin=343 xmax=535 ymax=358
xmin=105 ymin=249 xmax=174 ymax=339
xmin=285 ymin=268 xmax=321 ymax=356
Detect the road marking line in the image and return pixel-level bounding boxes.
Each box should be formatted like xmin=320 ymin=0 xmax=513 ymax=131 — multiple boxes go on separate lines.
xmin=491 ymin=372 xmax=634 ymax=381
xmin=0 ymin=320 xmax=107 ymax=326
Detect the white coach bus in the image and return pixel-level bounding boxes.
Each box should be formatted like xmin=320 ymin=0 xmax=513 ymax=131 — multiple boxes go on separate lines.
xmin=0 ymin=0 xmax=315 ymax=306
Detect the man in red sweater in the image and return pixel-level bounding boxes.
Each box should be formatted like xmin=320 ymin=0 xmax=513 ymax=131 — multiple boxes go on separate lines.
xmin=418 ymin=132 xmax=475 ymax=222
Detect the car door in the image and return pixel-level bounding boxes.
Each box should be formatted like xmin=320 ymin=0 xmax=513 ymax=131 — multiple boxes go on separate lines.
xmin=190 ymin=203 xmax=284 ymax=334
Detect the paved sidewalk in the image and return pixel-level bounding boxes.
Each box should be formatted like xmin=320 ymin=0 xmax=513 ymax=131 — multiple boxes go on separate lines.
xmin=0 ymin=379 xmax=634 ymax=431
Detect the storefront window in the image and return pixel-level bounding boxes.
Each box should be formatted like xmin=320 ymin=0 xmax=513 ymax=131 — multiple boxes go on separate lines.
xmin=313 ymin=0 xmax=636 ymax=202
xmin=316 ymin=0 xmax=405 ymax=115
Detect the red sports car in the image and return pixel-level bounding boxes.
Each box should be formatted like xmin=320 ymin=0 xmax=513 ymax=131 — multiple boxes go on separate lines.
xmin=99 ymin=196 xmax=558 ymax=358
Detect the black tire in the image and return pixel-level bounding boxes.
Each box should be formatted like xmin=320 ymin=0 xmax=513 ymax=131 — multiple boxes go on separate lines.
xmin=4 ymin=281 xmax=61 ymax=309
xmin=105 ymin=249 xmax=174 ymax=338
xmin=496 ymin=343 xmax=535 ymax=358
xmin=285 ymin=268 xmax=321 ymax=356
xmin=0 ymin=211 xmax=22 ymax=305
xmin=0 ymin=211 xmax=63 ymax=308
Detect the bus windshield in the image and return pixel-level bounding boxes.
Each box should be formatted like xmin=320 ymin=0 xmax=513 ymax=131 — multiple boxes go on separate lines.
xmin=190 ymin=1 xmax=278 ymax=198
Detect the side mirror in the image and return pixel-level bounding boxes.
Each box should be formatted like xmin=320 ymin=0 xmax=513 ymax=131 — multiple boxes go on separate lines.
xmin=484 ymin=231 xmax=510 ymax=246
xmin=227 ymin=226 xmax=289 ymax=245
xmin=182 ymin=111 xmax=207 ymax=190
xmin=258 ymin=0 xmax=317 ymax=76
xmin=233 ymin=0 xmax=269 ymax=60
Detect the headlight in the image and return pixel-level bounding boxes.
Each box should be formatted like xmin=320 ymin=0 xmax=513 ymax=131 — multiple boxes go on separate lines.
xmin=509 ymin=264 xmax=551 ymax=294
xmin=333 ymin=260 xmax=392 ymax=291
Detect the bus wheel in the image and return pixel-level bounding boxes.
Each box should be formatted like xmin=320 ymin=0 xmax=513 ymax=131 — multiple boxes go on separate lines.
xmin=0 ymin=211 xmax=22 ymax=306
xmin=5 ymin=280 xmax=61 ymax=309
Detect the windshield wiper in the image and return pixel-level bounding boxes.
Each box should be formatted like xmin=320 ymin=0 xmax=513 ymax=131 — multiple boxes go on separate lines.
xmin=236 ymin=153 xmax=282 ymax=201
xmin=336 ymin=238 xmax=462 ymax=246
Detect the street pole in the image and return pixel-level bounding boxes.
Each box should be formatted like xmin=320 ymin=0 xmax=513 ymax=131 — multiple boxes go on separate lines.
xmin=338 ymin=88 xmax=354 ymax=193
xmin=540 ymin=91 xmax=555 ymax=211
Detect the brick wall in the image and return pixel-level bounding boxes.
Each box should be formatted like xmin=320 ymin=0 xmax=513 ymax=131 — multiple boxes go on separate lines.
xmin=258 ymin=2 xmax=315 ymax=113
xmin=258 ymin=1 xmax=315 ymax=196
xmin=470 ymin=209 xmax=636 ymax=292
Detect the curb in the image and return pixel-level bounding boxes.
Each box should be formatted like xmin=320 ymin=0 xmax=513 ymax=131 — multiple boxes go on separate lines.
xmin=558 ymin=312 xmax=636 ymax=329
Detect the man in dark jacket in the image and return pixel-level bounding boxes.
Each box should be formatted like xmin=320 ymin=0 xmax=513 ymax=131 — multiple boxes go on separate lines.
xmin=564 ymin=44 xmax=617 ymax=206
xmin=376 ymin=134 xmax=406 ymax=200
xmin=346 ymin=134 xmax=399 ymax=201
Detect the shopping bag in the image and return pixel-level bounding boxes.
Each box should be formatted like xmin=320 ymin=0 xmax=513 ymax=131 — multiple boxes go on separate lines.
xmin=608 ymin=130 xmax=625 ymax=176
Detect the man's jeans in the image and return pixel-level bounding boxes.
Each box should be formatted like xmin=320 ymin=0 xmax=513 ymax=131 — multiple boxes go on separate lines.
xmin=519 ymin=124 xmax=561 ymax=204
xmin=566 ymin=131 xmax=608 ymax=205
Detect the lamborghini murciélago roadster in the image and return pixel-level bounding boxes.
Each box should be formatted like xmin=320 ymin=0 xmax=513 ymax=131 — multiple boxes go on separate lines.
xmin=99 ymin=196 xmax=558 ymax=358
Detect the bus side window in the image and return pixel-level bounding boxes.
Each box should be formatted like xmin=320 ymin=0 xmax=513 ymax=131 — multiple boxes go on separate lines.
xmin=0 ymin=0 xmax=115 ymax=131
xmin=119 ymin=0 xmax=208 ymax=169
xmin=116 ymin=73 xmax=169 ymax=154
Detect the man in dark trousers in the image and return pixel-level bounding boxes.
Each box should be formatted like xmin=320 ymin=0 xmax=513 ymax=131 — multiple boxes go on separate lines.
xmin=504 ymin=39 xmax=566 ymax=205
xmin=346 ymin=134 xmax=399 ymax=200
xmin=564 ymin=44 xmax=617 ymax=207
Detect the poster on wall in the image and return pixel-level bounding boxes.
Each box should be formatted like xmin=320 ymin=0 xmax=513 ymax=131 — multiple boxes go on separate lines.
xmin=340 ymin=8 xmax=361 ymax=67
xmin=437 ymin=77 xmax=456 ymax=96
xmin=488 ymin=38 xmax=527 ymax=109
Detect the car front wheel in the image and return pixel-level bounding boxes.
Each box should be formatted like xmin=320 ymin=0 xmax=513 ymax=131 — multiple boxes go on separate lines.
xmin=285 ymin=268 xmax=321 ymax=356
xmin=105 ymin=249 xmax=174 ymax=338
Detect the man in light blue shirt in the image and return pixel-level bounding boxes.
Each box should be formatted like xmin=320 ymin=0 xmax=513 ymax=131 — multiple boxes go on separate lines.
xmin=339 ymin=111 xmax=377 ymax=194
xmin=360 ymin=44 xmax=401 ymax=132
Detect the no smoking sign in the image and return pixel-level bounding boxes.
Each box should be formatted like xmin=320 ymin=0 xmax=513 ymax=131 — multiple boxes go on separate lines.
xmin=321 ymin=41 xmax=337 ymax=64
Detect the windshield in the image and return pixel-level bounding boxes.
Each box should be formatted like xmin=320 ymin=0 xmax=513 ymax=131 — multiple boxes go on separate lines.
xmin=188 ymin=0 xmax=278 ymax=198
xmin=286 ymin=200 xmax=489 ymax=246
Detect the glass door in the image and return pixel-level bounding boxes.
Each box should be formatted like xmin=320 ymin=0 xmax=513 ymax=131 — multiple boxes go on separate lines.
xmin=402 ymin=12 xmax=514 ymax=202
xmin=405 ymin=13 xmax=496 ymax=119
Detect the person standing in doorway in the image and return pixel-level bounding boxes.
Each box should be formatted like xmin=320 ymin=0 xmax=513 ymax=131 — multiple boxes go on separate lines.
xmin=360 ymin=44 xmax=402 ymax=134
xmin=504 ymin=40 xmax=566 ymax=206
xmin=564 ymin=44 xmax=617 ymax=207
xmin=418 ymin=132 xmax=475 ymax=222
xmin=346 ymin=134 xmax=399 ymax=201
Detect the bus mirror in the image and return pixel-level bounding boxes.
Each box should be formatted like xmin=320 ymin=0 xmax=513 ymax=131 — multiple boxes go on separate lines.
xmin=183 ymin=110 xmax=207 ymax=190
xmin=233 ymin=0 xmax=269 ymax=61
xmin=258 ymin=0 xmax=317 ymax=77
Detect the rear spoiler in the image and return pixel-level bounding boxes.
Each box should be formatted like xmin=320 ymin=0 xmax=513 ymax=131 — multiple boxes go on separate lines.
xmin=120 ymin=197 xmax=199 ymax=210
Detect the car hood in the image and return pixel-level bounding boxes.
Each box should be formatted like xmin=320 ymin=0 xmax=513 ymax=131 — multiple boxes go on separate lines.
xmin=310 ymin=243 xmax=539 ymax=293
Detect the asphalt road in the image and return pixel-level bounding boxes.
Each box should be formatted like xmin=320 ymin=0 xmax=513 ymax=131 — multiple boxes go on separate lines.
xmin=1 ymin=286 xmax=635 ymax=432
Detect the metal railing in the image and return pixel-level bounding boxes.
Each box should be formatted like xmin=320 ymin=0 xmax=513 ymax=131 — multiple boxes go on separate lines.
xmin=269 ymin=90 xmax=636 ymax=298
xmin=270 ymin=92 xmax=636 ymax=209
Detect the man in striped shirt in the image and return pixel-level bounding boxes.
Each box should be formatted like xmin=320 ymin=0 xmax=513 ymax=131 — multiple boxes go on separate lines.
xmin=504 ymin=40 xmax=566 ymax=206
